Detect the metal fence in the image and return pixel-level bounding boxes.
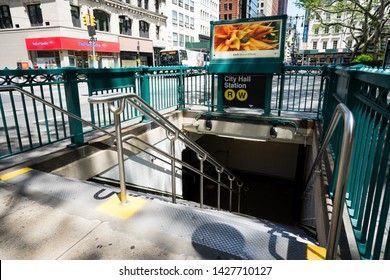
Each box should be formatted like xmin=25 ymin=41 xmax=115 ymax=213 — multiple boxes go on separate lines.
xmin=1 ymin=65 xmax=325 ymax=159
xmin=322 ymin=65 xmax=390 ymax=259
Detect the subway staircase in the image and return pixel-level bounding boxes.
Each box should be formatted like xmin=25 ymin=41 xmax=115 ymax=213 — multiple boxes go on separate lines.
xmin=0 ymin=152 xmax=326 ymax=260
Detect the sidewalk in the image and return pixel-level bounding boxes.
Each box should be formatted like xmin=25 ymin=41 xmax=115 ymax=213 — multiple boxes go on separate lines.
xmin=0 ymin=149 xmax=325 ymax=260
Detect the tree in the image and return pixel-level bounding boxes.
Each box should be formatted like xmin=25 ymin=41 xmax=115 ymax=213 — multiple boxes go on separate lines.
xmin=295 ymin=0 xmax=390 ymax=60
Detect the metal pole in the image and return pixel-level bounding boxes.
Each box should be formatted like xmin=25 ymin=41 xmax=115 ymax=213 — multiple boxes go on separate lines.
xmin=167 ymin=130 xmax=179 ymax=204
xmin=197 ymin=153 xmax=207 ymax=209
xmin=216 ymin=166 xmax=223 ymax=210
xmin=228 ymin=175 xmax=234 ymax=212
xmin=114 ymin=112 xmax=128 ymax=204
xmin=109 ymin=101 xmax=128 ymax=205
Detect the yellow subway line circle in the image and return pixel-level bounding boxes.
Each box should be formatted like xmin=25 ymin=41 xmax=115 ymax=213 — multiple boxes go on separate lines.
xmin=0 ymin=167 xmax=33 ymax=181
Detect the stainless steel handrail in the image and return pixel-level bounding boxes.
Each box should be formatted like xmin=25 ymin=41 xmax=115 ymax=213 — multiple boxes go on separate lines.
xmin=1 ymin=85 xmax=243 ymax=211
xmin=306 ymin=103 xmax=355 ymax=260
xmin=89 ymin=92 xmax=246 ymax=211
xmin=89 ymin=92 xmax=244 ymax=184
xmin=122 ymin=134 xmax=240 ymax=201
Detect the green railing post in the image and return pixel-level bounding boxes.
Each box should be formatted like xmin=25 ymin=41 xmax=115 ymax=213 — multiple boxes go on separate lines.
xmin=278 ymin=69 xmax=286 ymax=116
xmin=263 ymin=75 xmax=273 ymax=116
xmin=178 ymin=67 xmax=185 ymax=109
xmin=63 ymin=67 xmax=85 ymax=147
xmin=140 ymin=67 xmax=151 ymax=121
xmin=216 ymin=75 xmax=224 ymax=112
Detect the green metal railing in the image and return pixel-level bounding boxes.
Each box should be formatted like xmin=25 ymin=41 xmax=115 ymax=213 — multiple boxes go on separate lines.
xmin=322 ymin=65 xmax=390 ymax=259
xmin=272 ymin=65 xmax=325 ymax=118
xmin=1 ymin=65 xmax=324 ymax=159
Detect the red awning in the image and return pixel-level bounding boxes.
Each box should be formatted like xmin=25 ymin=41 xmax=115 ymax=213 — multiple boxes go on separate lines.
xmin=25 ymin=37 xmax=120 ymax=53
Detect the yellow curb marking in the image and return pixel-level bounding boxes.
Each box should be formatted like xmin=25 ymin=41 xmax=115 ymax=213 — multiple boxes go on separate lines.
xmin=96 ymin=194 xmax=148 ymax=220
xmin=306 ymin=244 xmax=326 ymax=260
xmin=0 ymin=168 xmax=33 ymax=181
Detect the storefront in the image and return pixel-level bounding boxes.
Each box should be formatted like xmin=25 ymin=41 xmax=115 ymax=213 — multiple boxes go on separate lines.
xmin=25 ymin=37 xmax=120 ymax=68
xmin=119 ymin=36 xmax=154 ymax=67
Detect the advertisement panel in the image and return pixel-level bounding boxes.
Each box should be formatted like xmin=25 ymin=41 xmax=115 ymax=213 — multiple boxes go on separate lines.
xmin=209 ymin=15 xmax=287 ymax=74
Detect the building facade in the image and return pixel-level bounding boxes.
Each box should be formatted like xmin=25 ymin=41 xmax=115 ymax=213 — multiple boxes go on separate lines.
xmin=165 ymin=0 xmax=218 ymax=50
xmin=219 ymin=0 xmax=259 ymax=20
xmin=0 ymin=0 xmax=167 ymax=69
xmin=304 ymin=11 xmax=354 ymax=65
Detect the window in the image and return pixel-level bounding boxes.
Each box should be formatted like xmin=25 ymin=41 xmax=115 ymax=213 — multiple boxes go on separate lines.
xmin=179 ymin=0 xmax=183 ymax=7
xmin=190 ymin=17 xmax=194 ymax=29
xmin=333 ymin=40 xmax=338 ymax=49
xmin=0 ymin=5 xmax=13 ymax=29
xmin=27 ymin=4 xmax=43 ymax=26
xmin=228 ymin=14 xmax=232 ymax=20
xmin=224 ymin=4 xmax=228 ymax=11
xmin=172 ymin=0 xmax=177 ymax=4
xmin=185 ymin=0 xmax=189 ymax=9
xmin=119 ymin=15 xmax=132 ymax=35
xmin=185 ymin=15 xmax=189 ymax=28
xmin=179 ymin=13 xmax=183 ymax=26
xmin=139 ymin=20 xmax=149 ymax=38
xmin=334 ymin=25 xmax=340 ymax=33
xmin=185 ymin=35 xmax=189 ymax=42
xmin=326 ymin=13 xmax=330 ymax=20
xmin=190 ymin=0 xmax=194 ymax=11
xmin=179 ymin=34 xmax=184 ymax=47
xmin=347 ymin=40 xmax=353 ymax=49
xmin=337 ymin=13 xmax=341 ymax=19
xmin=229 ymin=3 xmax=232 ymax=10
xmin=324 ymin=26 xmax=329 ymax=34
xmin=224 ymin=14 xmax=227 ymax=20
xmin=138 ymin=0 xmax=142 ymax=8
xmin=156 ymin=25 xmax=160 ymax=40
xmin=313 ymin=41 xmax=318 ymax=49
xmin=322 ymin=41 xmax=327 ymax=50
xmin=172 ymin=11 xmax=177 ymax=25
xmin=173 ymin=32 xmax=178 ymax=46
xmin=145 ymin=0 xmax=149 ymax=9
xmin=70 ymin=5 xmax=80 ymax=28
xmin=155 ymin=0 xmax=160 ymax=13
xmin=94 ymin=10 xmax=110 ymax=32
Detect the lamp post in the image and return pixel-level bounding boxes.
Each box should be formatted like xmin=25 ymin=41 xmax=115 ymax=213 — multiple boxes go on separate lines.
xmin=289 ymin=14 xmax=305 ymax=65
xmin=137 ymin=41 xmax=140 ymax=66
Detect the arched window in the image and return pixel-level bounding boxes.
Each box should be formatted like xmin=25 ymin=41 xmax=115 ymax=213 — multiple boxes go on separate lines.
xmin=119 ymin=15 xmax=132 ymax=35
xmin=93 ymin=10 xmax=110 ymax=32
xmin=0 ymin=5 xmax=13 ymax=29
xmin=139 ymin=20 xmax=149 ymax=38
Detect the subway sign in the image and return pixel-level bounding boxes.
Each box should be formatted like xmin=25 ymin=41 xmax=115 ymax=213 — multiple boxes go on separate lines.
xmin=222 ymin=74 xmax=266 ymax=108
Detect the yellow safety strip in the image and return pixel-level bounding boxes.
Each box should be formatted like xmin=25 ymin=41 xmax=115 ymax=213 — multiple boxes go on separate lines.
xmin=96 ymin=194 xmax=148 ymax=220
xmin=0 ymin=167 xmax=33 ymax=181
xmin=306 ymin=243 xmax=326 ymax=260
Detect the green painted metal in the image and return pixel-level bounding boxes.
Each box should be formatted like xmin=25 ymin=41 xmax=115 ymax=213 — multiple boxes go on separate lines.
xmin=323 ymin=65 xmax=390 ymax=259
xmin=63 ymin=68 xmax=85 ymax=147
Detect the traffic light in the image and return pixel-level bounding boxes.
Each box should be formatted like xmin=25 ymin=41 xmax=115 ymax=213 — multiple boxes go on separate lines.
xmin=90 ymin=15 xmax=96 ymax=27
xmin=83 ymin=14 xmax=90 ymax=26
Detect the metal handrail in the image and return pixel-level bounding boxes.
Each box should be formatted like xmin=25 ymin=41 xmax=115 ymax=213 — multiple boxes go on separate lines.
xmin=0 ymin=85 xmax=243 ymax=212
xmin=306 ymin=103 xmax=355 ymax=260
xmin=88 ymin=92 xmax=246 ymax=211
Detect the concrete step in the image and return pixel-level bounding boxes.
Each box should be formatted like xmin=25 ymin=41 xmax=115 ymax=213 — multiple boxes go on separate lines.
xmin=0 ymin=167 xmax=326 ymax=260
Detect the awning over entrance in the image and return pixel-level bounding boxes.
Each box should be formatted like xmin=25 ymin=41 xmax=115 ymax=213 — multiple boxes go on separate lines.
xmin=25 ymin=37 xmax=120 ymax=53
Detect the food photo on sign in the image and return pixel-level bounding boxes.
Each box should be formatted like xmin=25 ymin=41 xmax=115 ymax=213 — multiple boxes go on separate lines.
xmin=212 ymin=19 xmax=282 ymax=59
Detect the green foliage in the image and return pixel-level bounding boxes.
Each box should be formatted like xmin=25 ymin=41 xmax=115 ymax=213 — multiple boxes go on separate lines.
xmin=352 ymin=54 xmax=373 ymax=63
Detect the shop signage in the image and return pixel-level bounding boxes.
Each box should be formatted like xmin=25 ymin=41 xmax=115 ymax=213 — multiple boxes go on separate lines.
xmin=222 ymin=74 xmax=266 ymax=108
xmin=25 ymin=37 xmax=120 ymax=52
